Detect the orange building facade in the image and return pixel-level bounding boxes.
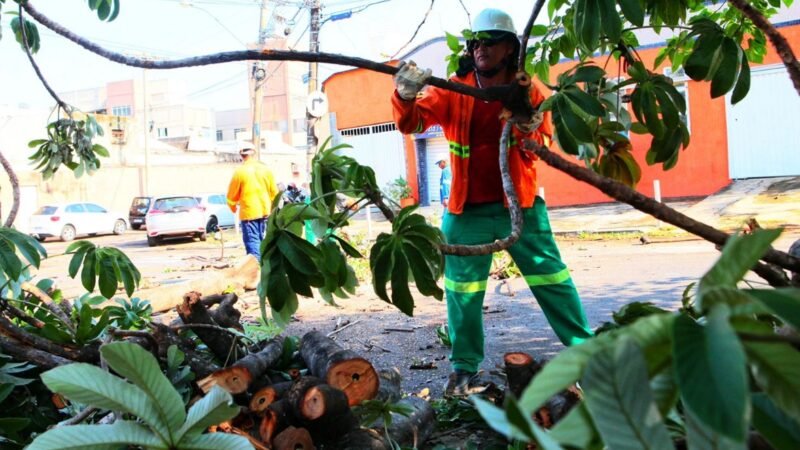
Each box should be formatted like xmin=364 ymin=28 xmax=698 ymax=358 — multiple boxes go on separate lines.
xmin=323 ymin=18 xmax=800 ymax=207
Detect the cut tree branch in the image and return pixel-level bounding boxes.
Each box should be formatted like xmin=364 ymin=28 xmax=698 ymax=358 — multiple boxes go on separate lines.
xmin=0 ymin=334 xmax=72 ymax=368
xmin=21 ymin=2 xmax=494 ymax=103
xmin=728 ymin=0 xmax=800 ymax=96
xmin=18 ymin=3 xmax=72 ymax=114
xmin=525 ymin=141 xmax=800 ymax=274
xmin=518 ymin=0 xmax=547 ymax=71
xmin=0 ymin=149 xmax=20 ymax=227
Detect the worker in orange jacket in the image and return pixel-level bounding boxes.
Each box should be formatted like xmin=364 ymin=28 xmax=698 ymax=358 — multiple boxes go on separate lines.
xmin=226 ymin=142 xmax=279 ymax=257
xmin=392 ymin=8 xmax=593 ymax=397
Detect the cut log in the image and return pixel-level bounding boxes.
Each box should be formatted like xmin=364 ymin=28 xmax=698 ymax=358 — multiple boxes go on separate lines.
xmin=374 ymin=396 xmax=435 ymax=449
xmin=285 ymin=377 xmax=325 ymax=415
xmin=259 ymin=399 xmax=292 ymax=446
xmin=199 ymin=336 xmax=284 ymax=394
xmin=177 ymin=291 xmax=240 ymax=364
xmin=375 ymin=368 xmax=402 ymax=403
xmin=250 ymin=381 xmax=292 ymax=414
xmin=299 ymin=331 xmax=379 ymax=406
xmin=504 ymin=352 xmax=541 ymax=399
xmin=132 ymin=255 xmax=260 ymax=313
xmin=273 ymin=426 xmax=315 ymax=450
xmin=300 ymin=384 xmax=351 ymax=421
xmin=337 ymin=428 xmax=390 ymax=450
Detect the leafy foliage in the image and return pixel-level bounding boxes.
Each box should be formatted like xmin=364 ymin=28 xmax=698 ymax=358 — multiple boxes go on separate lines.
xmin=106 ymin=296 xmax=153 ymax=330
xmin=370 ymin=205 xmax=444 ymax=315
xmin=28 ymin=115 xmax=110 ymax=180
xmin=66 ymin=240 xmax=141 ymax=299
xmin=30 ymin=342 xmax=251 ymax=450
xmin=85 ymin=0 xmax=121 ymax=22
xmin=476 ymin=229 xmax=800 ymax=448
xmin=0 ymin=227 xmax=47 ymax=283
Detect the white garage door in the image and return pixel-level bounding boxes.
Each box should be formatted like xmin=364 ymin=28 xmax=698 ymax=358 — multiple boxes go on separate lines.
xmin=425 ymin=137 xmax=450 ymax=205
xmin=727 ymin=65 xmax=800 ymax=178
xmin=339 ymin=123 xmax=407 ymax=189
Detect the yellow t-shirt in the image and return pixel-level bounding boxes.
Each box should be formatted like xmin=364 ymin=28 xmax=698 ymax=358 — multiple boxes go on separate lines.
xmin=226 ymin=158 xmax=279 ymax=221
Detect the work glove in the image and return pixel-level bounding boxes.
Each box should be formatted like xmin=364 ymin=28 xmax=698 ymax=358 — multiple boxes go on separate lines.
xmin=394 ymin=60 xmax=432 ymax=101
xmin=514 ymin=111 xmax=544 ymax=134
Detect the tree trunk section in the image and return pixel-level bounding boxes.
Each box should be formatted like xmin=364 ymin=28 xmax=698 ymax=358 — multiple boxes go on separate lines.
xmin=177 ymin=291 xmax=239 ymax=364
xmin=0 ymin=334 xmax=72 ymax=368
xmin=259 ymin=399 xmax=292 ymax=446
xmin=504 ymin=352 xmax=541 ymax=399
xmin=377 ymin=396 xmax=435 ymax=449
xmin=273 ymin=426 xmax=315 ymax=450
xmin=207 ymin=293 xmax=242 ymax=330
xmin=149 ymin=323 xmax=219 ymax=379
xmin=200 ymin=336 xmax=284 ymax=394
xmin=299 ymin=331 xmax=379 ymax=405
xmin=0 ymin=149 xmax=20 ymax=227
xmin=250 ymin=381 xmax=292 ymax=413
xmin=300 ymin=384 xmax=351 ymax=421
xmin=337 ymin=428 xmax=390 ymax=450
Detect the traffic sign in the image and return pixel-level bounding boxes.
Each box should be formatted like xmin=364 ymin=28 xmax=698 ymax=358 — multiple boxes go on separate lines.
xmin=306 ymin=90 xmax=328 ymax=118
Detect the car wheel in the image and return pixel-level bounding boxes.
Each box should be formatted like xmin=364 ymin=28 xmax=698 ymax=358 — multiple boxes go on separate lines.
xmin=147 ymin=235 xmax=159 ymax=247
xmin=131 ymin=223 xmax=141 ymax=230
xmin=35 ymin=235 xmax=46 ymax=243
xmin=113 ymin=219 xmax=127 ymax=235
xmin=197 ymin=231 xmax=207 ymax=242
xmin=60 ymin=225 xmax=76 ymax=242
xmin=206 ymin=216 xmax=219 ymax=233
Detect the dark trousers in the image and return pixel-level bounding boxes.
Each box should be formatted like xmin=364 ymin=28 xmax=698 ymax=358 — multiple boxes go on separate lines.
xmin=241 ymin=218 xmax=266 ymax=257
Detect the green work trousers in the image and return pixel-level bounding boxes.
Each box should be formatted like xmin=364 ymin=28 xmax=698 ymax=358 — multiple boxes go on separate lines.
xmin=441 ymin=198 xmax=593 ymax=373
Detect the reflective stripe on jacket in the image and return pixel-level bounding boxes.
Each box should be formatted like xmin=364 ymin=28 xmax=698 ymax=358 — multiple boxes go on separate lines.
xmin=391 ymin=70 xmax=553 ymax=215
xmin=226 ymin=158 xmax=279 ymax=221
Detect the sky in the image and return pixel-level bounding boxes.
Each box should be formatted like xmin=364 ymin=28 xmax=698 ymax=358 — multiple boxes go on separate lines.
xmin=0 ymin=0 xmax=543 ymax=112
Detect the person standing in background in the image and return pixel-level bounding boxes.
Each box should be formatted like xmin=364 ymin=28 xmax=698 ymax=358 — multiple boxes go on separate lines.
xmin=226 ymin=141 xmax=279 ymax=257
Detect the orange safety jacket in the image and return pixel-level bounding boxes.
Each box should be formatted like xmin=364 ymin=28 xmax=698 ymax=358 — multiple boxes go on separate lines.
xmin=226 ymin=158 xmax=279 ymax=221
xmin=391 ymin=70 xmax=553 ymax=215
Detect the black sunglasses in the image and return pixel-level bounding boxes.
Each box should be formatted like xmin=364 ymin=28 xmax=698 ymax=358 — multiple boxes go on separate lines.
xmin=467 ymin=36 xmax=506 ymax=51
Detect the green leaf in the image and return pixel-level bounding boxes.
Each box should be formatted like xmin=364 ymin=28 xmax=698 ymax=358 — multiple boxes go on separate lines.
xmin=101 ymin=342 xmax=186 ymax=441
xmin=557 ymin=96 xmax=594 ymax=142
xmin=332 ymin=235 xmax=363 ymax=258
xmin=575 ymin=0 xmax=601 ymax=50
xmin=598 ymin=0 xmax=622 ymax=43
xmin=581 ymin=337 xmax=673 ymax=450
xmin=179 ymin=432 xmax=254 ymax=450
xmin=81 ymin=250 xmax=97 ymax=293
xmin=445 ymin=32 xmax=462 ymax=52
xmin=747 ymin=289 xmax=800 ymax=331
xmin=619 ymin=0 xmax=644 ymax=27
xmin=563 ymin=86 xmax=605 ymax=116
xmin=506 ymin=396 xmax=566 ymax=449
xmin=175 ymin=386 xmax=240 ymax=442
xmin=752 ymin=393 xmax=800 ymax=450
xmin=685 ymin=32 xmax=724 ymax=81
xmin=744 ymin=341 xmax=800 ymax=424
xmin=521 ymin=313 xmax=674 ymax=411
xmin=673 ymin=306 xmax=748 ymax=441
xmin=0 ymin=238 xmax=22 ymax=280
xmin=390 ymin=251 xmax=414 ymax=316
xmin=96 ymin=253 xmax=118 ymax=299
xmin=531 ymin=24 xmax=548 ymax=36
xmin=277 ymin=233 xmax=317 ymax=275
xmin=1 ymin=228 xmax=46 ymax=268
xmin=731 ymin=49 xmax=751 ymax=104
xmin=685 ymin=406 xmax=745 ymax=450
xmin=710 ymin=38 xmax=740 ymax=98
xmin=26 ymin=421 xmax=164 ymax=450
xmin=40 ymin=364 xmax=167 ymax=441
xmin=698 ymin=229 xmax=782 ymax=310
xmin=402 ymin=242 xmax=442 ymax=300
xmin=549 ymin=403 xmax=601 ymax=449
xmin=571 ymin=65 xmax=606 ymax=83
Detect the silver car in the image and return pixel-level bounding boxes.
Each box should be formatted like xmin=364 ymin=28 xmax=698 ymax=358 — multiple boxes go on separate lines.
xmin=194 ymin=193 xmax=236 ymax=232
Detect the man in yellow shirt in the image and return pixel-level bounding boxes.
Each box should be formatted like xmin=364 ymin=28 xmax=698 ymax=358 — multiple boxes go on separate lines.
xmin=226 ymin=142 xmax=279 ymax=257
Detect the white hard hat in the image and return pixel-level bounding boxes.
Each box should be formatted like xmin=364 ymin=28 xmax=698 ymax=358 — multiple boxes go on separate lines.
xmin=472 ymin=8 xmax=516 ymax=34
xmin=239 ymin=141 xmax=256 ymax=155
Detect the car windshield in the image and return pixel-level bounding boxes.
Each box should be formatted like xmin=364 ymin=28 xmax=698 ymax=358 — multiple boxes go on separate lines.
xmin=153 ymin=197 xmax=198 ymax=212
xmin=34 ymin=206 xmax=57 ymax=215
xmin=131 ymin=197 xmax=151 ymax=210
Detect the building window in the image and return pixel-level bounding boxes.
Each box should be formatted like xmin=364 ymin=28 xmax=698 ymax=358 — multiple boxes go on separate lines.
xmin=216 ymin=130 xmax=223 ymax=141
xmin=234 ymin=128 xmax=247 ymax=140
xmin=112 ymin=105 xmax=132 ymax=117
xmin=157 ymin=127 xmax=168 ymax=138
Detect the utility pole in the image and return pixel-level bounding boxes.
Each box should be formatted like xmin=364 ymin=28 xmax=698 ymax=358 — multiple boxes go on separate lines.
xmin=252 ymin=0 xmax=270 ymax=160
xmin=306 ymin=0 xmax=321 ymax=166
xmin=142 ymin=67 xmax=151 ymax=196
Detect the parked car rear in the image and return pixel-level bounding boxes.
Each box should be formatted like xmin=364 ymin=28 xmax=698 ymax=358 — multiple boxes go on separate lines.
xmin=129 ymin=196 xmax=152 ymax=230
xmin=145 ymin=196 xmax=207 ymax=246
xmin=195 ymin=193 xmax=236 ymax=232
xmin=29 ymin=202 xmax=128 ymax=242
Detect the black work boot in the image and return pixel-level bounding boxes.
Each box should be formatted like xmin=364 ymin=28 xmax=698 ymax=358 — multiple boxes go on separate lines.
xmin=444 ymin=369 xmax=479 ymax=398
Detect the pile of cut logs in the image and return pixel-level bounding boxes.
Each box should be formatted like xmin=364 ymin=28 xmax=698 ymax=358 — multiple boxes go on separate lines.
xmin=179 ymin=292 xmax=434 ymax=449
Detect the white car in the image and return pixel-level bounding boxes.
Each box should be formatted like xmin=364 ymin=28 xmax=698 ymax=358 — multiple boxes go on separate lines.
xmin=194 ymin=193 xmax=236 ymax=232
xmin=29 ymin=202 xmax=128 ymax=242
xmin=145 ymin=196 xmax=207 ymax=247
